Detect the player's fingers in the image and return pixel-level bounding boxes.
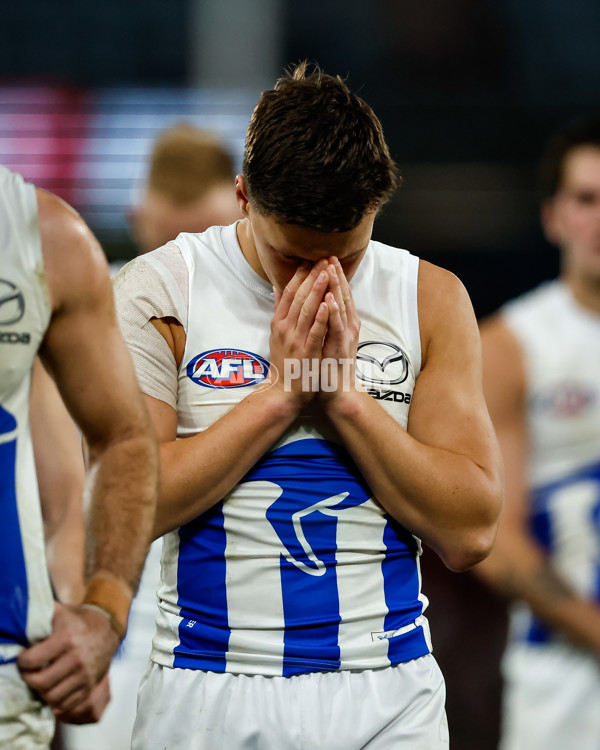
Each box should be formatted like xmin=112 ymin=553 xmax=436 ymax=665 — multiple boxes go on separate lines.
xmin=51 ymin=685 xmax=89 ymax=716
xmin=274 ymin=264 xmax=310 ymax=321
xmin=331 ymin=257 xmax=354 ymax=312
xmin=295 ymin=270 xmax=330 ymax=341
xmin=56 ymin=673 xmax=110 ymax=724
xmin=327 ymin=263 xmax=347 ymax=322
xmin=17 ymin=636 xmax=66 ymax=673
xmin=20 ymin=650 xmax=82 ymax=696
xmin=322 ymin=292 xmax=345 ymax=356
xmin=332 ymin=256 xmax=360 ymax=331
xmin=287 ymin=260 xmax=328 ymax=327
xmin=305 ymin=302 xmax=329 ymax=354
xmin=44 ymin=669 xmax=89 ymax=710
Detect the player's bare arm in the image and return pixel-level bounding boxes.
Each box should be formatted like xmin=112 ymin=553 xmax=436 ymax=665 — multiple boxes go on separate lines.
xmin=17 ymin=189 xmax=160 ymax=717
xmin=475 ymin=316 xmax=600 ymax=656
xmin=322 ymin=260 xmax=503 ymax=572
xmin=148 ymin=261 xmax=330 ymax=537
xmin=31 ymin=357 xmax=86 ymax=607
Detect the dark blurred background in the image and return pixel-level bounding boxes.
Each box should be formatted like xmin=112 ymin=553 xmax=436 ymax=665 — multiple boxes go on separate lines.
xmin=2 ymin=2 xmax=599 ymax=747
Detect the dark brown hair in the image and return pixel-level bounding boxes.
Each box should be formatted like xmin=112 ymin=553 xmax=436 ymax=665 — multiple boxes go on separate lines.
xmin=539 ymin=116 xmax=600 ymax=199
xmin=149 ymin=124 xmax=235 ymax=205
xmin=243 ymin=62 xmax=401 ymax=232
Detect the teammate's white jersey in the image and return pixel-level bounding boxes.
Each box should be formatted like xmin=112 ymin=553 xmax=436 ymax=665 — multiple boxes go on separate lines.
xmin=118 ymin=221 xmax=432 ymax=677
xmin=0 ymin=166 xmax=53 ymax=665
xmin=502 ymin=281 xmax=600 ymax=646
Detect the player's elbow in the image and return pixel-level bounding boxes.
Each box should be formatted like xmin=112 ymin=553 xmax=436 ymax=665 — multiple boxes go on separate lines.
xmin=442 ymin=526 xmax=498 ymax=572
xmin=440 ymin=493 xmax=502 ymax=572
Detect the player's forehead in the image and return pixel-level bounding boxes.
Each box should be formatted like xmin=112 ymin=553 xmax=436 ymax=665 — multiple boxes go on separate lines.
xmin=561 ymin=146 xmax=600 ymax=191
xmin=259 ymin=212 xmax=375 ymax=261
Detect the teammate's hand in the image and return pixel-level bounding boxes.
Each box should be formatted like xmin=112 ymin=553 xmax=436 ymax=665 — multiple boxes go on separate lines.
xmin=54 ymin=673 xmax=111 ymax=725
xmin=268 ymin=260 xmax=330 ymax=408
xmin=319 ymin=256 xmax=362 ymax=405
xmin=17 ymin=601 xmax=120 ymax=715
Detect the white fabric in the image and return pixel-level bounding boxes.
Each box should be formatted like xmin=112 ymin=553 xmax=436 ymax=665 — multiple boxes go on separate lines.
xmin=503 ymin=280 xmax=600 ymax=489
xmin=112 ymin=252 xmax=184 ymax=409
xmin=500 ymin=642 xmax=600 ymax=750
xmin=0 ymin=661 xmax=54 ymax=749
xmin=132 ymin=655 xmax=448 ymax=750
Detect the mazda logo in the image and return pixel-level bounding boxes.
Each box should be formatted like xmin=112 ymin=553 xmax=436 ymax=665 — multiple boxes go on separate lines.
xmin=356 ymin=341 xmax=409 ymax=385
xmin=0 ymin=279 xmax=25 ymax=325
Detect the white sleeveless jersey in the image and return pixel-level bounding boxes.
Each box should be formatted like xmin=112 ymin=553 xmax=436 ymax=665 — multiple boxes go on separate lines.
xmin=144 ymin=222 xmax=430 ymax=677
xmin=502 ymin=281 xmax=600 ymax=646
xmin=0 ymin=166 xmax=53 ymax=665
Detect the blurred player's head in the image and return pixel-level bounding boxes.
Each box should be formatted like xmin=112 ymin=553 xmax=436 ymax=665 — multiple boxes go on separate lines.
xmin=539 ymin=117 xmax=600 ymax=283
xmin=240 ymin=61 xmax=400 ymax=233
xmin=131 ymin=124 xmax=241 ymax=254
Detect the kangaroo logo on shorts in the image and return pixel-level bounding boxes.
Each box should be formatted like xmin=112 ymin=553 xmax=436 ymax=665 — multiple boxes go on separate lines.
xmin=187 ymin=348 xmax=270 ymax=389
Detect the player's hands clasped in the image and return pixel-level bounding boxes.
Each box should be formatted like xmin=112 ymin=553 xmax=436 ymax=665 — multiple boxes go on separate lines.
xmin=268 ymin=259 xmax=331 ymax=408
xmin=319 ymin=256 xmax=361 ymax=405
xmin=17 ymin=601 xmax=120 ymax=723
xmin=268 ymin=256 xmax=361 ymax=409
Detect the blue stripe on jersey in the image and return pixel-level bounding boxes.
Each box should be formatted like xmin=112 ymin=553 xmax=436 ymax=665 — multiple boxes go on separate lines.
xmin=248 ymin=440 xmax=370 ymax=675
xmin=246 ymin=439 xmax=425 ymax=674
xmin=172 ymin=438 xmax=426 ymax=674
xmin=593 ymin=499 xmax=600 ymax=603
xmin=0 ymin=405 xmax=29 ymax=647
xmin=524 ymin=461 xmax=600 ymax=645
xmin=382 ymin=518 xmax=429 ymax=663
xmin=526 ymin=496 xmax=554 ymax=644
xmin=173 ymin=502 xmax=230 ymax=670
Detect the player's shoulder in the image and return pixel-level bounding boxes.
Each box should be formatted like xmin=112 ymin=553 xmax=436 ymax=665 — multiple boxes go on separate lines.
xmin=36 ymin=188 xmax=110 ymax=311
xmin=112 ymin=241 xmax=186 ymax=294
xmin=415 ymin=259 xmax=479 ymax=366
xmin=418 ymin=259 xmax=474 ymax=325
xmin=502 ymin=280 xmax=562 ymax=320
xmin=482 ymin=280 xmax=562 ymax=356
xmin=37 ymin=188 xmax=100 ymax=257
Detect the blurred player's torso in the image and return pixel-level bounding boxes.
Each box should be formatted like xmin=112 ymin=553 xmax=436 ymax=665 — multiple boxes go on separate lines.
xmin=503 ymin=280 xmax=600 ymax=645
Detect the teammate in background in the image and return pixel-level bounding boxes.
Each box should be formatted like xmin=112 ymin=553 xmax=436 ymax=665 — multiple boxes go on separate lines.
xmin=62 ymin=124 xmax=241 ymax=750
xmin=476 ymin=117 xmax=600 ymax=750
xmin=0 ymin=166 xmax=159 ymax=748
xmin=128 ymin=123 xmax=241 ymax=255
xmin=116 ymin=63 xmax=503 ymax=749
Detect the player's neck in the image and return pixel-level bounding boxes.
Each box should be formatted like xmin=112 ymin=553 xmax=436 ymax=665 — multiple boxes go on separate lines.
xmin=235 ymin=218 xmax=269 ymax=282
xmin=564 ymin=273 xmax=600 ymax=316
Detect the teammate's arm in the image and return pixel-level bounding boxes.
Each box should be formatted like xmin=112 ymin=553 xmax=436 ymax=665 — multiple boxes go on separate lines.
xmin=29 ymin=358 xmax=113 ymax=724
xmin=17 ymin=189 xmax=159 ymax=716
xmin=474 ymin=316 xmax=600 ymax=657
xmin=321 ymin=259 xmax=503 ymax=572
xmin=31 ymin=357 xmax=86 ymax=607
xmin=144 ymin=261 xmax=331 ymax=537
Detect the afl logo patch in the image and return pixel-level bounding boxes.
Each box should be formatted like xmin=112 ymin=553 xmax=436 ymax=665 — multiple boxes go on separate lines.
xmin=534 ymin=381 xmax=596 ymax=418
xmin=187 ymin=348 xmax=270 ymax=389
